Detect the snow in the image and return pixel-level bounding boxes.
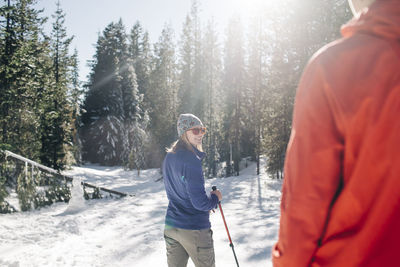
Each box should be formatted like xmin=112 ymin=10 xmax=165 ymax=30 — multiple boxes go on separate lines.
xmin=0 ymin=159 xmax=282 ymax=267
xmin=61 ymin=177 xmax=86 ymax=215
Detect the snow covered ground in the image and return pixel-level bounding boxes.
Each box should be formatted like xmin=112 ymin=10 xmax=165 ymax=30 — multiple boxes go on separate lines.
xmin=0 ymin=159 xmax=282 ymax=267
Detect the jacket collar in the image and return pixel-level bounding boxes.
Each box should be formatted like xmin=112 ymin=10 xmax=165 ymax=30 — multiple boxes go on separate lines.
xmin=192 ymin=145 xmax=206 ymax=161
xmin=342 ymin=0 xmax=400 ymax=40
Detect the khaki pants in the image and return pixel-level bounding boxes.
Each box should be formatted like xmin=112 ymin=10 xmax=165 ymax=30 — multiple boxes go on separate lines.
xmin=164 ymin=226 xmax=215 ymax=267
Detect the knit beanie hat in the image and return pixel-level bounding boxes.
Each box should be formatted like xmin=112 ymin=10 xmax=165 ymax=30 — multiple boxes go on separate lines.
xmin=177 ymin=113 xmax=203 ymax=137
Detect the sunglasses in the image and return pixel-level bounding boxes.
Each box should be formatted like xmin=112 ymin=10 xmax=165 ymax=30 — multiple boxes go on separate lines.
xmin=189 ymin=127 xmax=207 ymax=135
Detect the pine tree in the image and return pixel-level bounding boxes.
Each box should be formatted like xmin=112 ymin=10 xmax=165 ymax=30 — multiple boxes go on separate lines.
xmin=69 ymin=49 xmax=83 ymax=164
xmin=190 ymin=0 xmax=204 ymax=117
xmin=201 ymin=18 xmax=222 ymax=178
xmin=222 ymin=16 xmax=246 ymax=176
xmin=0 ymin=0 xmax=59 ymax=210
xmin=0 ymin=0 xmax=12 ymax=146
xmin=40 ymin=0 xmax=73 ymax=170
xmin=82 ymin=20 xmax=127 ymax=165
xmin=177 ymin=0 xmax=203 ymax=116
xmin=129 ymin=21 xmax=152 ymax=109
xmin=246 ymin=15 xmax=270 ymax=175
xmin=82 ymin=19 xmax=147 ymax=167
xmin=262 ymin=0 xmax=351 ymax=178
xmin=0 ymin=0 xmax=50 ymax=161
xmin=178 ymin=14 xmax=194 ymax=114
xmin=260 ymin=1 xmax=302 ymax=178
xmin=120 ymin=56 xmax=148 ymax=172
xmin=147 ymin=23 xmax=178 ymax=167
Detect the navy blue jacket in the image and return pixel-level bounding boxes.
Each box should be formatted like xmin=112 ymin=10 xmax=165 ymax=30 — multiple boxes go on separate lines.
xmin=163 ymin=146 xmax=219 ymax=230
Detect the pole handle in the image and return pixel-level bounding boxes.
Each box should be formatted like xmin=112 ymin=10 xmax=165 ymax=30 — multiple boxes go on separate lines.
xmin=212 ymin=185 xmax=220 ymax=206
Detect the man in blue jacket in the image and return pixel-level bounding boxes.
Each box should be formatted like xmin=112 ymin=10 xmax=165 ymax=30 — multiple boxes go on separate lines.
xmin=163 ymin=113 xmax=222 ymax=267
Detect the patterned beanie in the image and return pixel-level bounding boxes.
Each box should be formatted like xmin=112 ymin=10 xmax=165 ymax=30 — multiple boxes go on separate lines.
xmin=177 ymin=114 xmax=203 ymax=137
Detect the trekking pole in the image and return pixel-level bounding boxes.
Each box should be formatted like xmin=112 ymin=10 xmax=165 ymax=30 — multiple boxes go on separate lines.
xmin=212 ymin=186 xmax=239 ymax=267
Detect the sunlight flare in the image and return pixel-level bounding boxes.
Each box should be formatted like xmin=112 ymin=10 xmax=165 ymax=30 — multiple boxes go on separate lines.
xmin=230 ymin=0 xmax=282 ymax=18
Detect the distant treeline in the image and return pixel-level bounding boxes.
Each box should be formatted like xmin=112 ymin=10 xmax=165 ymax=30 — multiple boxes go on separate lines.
xmin=0 ymin=0 xmax=351 ymax=178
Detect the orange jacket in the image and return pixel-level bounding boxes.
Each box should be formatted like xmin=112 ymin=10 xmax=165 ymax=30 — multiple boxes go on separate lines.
xmin=273 ymin=1 xmax=400 ymax=266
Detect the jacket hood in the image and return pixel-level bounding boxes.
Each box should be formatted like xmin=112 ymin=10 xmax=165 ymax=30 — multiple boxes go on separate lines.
xmin=341 ymin=0 xmax=400 ymax=40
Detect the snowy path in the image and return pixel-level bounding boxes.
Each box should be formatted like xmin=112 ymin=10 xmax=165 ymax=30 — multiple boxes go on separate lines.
xmin=0 ymin=161 xmax=281 ymax=267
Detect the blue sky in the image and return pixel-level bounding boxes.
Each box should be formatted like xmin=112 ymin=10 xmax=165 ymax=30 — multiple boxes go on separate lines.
xmin=35 ymin=0 xmax=275 ymax=82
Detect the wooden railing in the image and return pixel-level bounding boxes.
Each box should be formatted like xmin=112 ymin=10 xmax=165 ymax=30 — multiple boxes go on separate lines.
xmin=0 ymin=149 xmax=132 ymax=213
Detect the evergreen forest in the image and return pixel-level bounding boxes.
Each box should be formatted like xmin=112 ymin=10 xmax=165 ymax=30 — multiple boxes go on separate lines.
xmin=0 ymin=0 xmax=352 ymax=180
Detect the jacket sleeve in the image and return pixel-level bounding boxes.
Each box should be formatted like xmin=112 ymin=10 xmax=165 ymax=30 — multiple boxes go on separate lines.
xmin=183 ymin=161 xmax=219 ymax=211
xmin=273 ymin=55 xmax=344 ymax=266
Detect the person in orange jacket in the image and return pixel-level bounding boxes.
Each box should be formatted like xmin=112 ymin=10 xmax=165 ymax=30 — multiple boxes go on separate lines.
xmin=272 ymin=0 xmax=400 ymax=266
